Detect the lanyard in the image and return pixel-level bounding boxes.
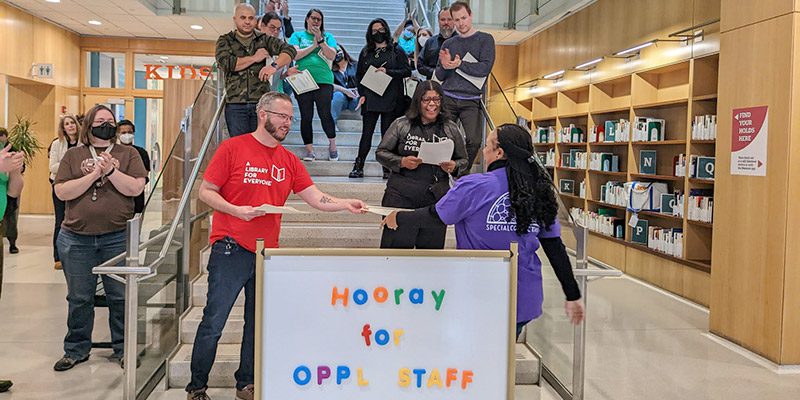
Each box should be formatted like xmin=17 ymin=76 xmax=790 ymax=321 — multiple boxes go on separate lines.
xmin=88 ymin=143 xmax=114 ymax=161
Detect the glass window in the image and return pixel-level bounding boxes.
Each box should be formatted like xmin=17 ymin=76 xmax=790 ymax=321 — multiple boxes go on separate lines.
xmin=134 ymin=54 xmax=216 ymax=90
xmin=84 ymin=52 xmax=126 ymax=88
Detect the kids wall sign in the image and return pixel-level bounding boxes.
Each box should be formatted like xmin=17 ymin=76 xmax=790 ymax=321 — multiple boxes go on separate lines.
xmin=255 ymin=247 xmax=518 ymax=400
xmin=731 ymin=106 xmax=768 ymax=176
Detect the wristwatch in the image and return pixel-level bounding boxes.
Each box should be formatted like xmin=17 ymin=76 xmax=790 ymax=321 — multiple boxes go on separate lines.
xmin=271 ymin=61 xmax=278 ymax=68
xmin=317 ymin=38 xmax=325 ymax=45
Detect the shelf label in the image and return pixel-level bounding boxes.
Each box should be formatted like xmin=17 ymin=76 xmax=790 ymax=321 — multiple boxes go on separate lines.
xmin=731 ymin=106 xmax=768 ymax=176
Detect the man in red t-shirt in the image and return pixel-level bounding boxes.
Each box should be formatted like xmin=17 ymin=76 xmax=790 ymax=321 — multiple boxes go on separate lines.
xmin=186 ymin=92 xmax=365 ymax=400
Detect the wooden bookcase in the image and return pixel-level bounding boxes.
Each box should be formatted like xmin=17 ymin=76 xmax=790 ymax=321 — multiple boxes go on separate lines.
xmin=531 ymin=54 xmax=719 ymax=306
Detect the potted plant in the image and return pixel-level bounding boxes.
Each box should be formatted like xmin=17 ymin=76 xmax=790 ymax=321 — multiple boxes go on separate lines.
xmin=8 ymin=115 xmax=44 ymax=166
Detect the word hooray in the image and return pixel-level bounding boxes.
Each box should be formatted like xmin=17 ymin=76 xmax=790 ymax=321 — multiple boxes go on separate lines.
xmin=330 ymin=286 xmax=447 ymax=311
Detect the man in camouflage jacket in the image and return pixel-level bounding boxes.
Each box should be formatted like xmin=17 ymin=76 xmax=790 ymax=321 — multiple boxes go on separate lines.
xmin=216 ymin=3 xmax=297 ymax=137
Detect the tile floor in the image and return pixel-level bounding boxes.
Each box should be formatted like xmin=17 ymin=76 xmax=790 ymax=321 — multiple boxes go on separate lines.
xmin=2 ymin=215 xmax=800 ymax=400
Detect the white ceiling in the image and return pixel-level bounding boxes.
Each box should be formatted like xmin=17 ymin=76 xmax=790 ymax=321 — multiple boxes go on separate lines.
xmin=6 ymin=0 xmax=231 ymax=41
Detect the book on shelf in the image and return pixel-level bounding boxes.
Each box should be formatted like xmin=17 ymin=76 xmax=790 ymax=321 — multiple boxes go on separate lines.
xmin=570 ymin=207 xmax=625 ymax=238
xmin=559 ymin=179 xmax=575 ymax=194
xmin=631 ymin=218 xmax=649 ymax=244
xmin=560 ymin=153 xmax=571 ymax=168
xmin=689 ymin=155 xmax=715 ymax=180
xmin=674 ymin=154 xmax=687 ymax=177
xmin=660 ymin=193 xmax=684 ymax=218
xmin=692 ymin=114 xmax=717 ymax=141
xmin=537 ymin=148 xmax=556 ymax=167
xmin=688 ymin=190 xmax=714 ymax=223
xmin=633 ymin=117 xmax=666 ymax=142
xmin=579 ymin=181 xmax=586 ymax=198
xmin=536 ymin=126 xmax=556 ymax=144
xmin=639 ymin=150 xmax=658 ymax=175
xmin=559 ymin=124 xmax=584 ymax=143
xmin=600 ymin=181 xmax=627 ymax=207
xmin=590 ymin=119 xmax=630 ymax=143
xmin=647 ymin=226 xmax=683 ymax=258
xmin=589 ymin=153 xmax=620 ymax=172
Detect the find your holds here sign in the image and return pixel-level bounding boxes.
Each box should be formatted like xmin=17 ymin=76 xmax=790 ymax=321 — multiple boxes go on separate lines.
xmin=731 ymin=106 xmax=768 ymax=176
xmin=256 ymin=249 xmax=517 ymax=400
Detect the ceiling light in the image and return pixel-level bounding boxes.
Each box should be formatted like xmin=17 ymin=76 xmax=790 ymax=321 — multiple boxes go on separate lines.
xmin=190 ymin=25 xmax=203 ymax=30
xmin=159 ymin=56 xmax=169 ymax=60
xmin=574 ymin=57 xmax=603 ymax=71
xmin=46 ymin=0 xmax=61 ymax=3
xmin=88 ymin=20 xmax=102 ymax=26
xmin=542 ymin=70 xmax=565 ymax=80
xmin=613 ymin=41 xmax=654 ymax=57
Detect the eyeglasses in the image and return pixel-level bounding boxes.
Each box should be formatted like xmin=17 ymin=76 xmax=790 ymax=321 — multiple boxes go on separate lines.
xmin=308 ymin=16 xmax=322 ymax=22
xmin=265 ymin=110 xmax=295 ymax=122
xmin=421 ymin=96 xmax=442 ymax=104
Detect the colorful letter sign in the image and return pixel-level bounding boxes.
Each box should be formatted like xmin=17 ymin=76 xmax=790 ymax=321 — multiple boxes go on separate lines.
xmin=731 ymin=106 xmax=768 ymax=176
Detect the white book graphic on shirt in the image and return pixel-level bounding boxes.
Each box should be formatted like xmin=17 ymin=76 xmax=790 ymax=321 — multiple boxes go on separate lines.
xmin=255 ymin=204 xmax=308 ymax=214
xmin=456 ymin=52 xmax=486 ymax=89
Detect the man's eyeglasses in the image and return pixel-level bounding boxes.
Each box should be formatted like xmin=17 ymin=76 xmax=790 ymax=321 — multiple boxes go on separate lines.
xmin=421 ymin=96 xmax=442 ymax=104
xmin=265 ymin=110 xmax=295 ymax=122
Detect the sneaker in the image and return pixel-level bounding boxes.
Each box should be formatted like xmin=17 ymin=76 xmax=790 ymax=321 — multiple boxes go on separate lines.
xmin=235 ymin=384 xmax=254 ymax=400
xmin=54 ymin=261 xmax=62 ymax=270
xmin=111 ymin=354 xmax=141 ymax=369
xmin=53 ymin=355 xmax=89 ymax=371
xmin=9 ymin=245 xmax=18 ymax=254
xmin=0 ymin=380 xmax=12 ymax=393
xmin=302 ymin=150 xmax=316 ymax=162
xmin=329 ymin=149 xmax=339 ymax=161
xmin=187 ymin=388 xmax=211 ymax=400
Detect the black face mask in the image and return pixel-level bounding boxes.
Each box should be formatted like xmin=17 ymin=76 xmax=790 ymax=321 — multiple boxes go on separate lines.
xmin=371 ymin=31 xmax=389 ymax=44
xmin=92 ymin=122 xmax=117 ymax=140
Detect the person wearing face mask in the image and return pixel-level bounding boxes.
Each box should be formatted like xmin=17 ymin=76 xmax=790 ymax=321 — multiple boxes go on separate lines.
xmin=351 ymin=18 xmax=412 ymax=179
xmin=382 ymin=124 xmax=585 ymax=336
xmin=52 ymin=105 xmax=148 ymax=372
xmin=117 ymin=120 xmax=151 ymax=214
xmin=331 ymin=45 xmax=359 ymax=125
xmin=417 ymin=7 xmax=454 ymax=80
xmin=49 ymin=115 xmax=81 ymax=269
xmin=394 ymin=19 xmax=420 ymax=62
xmin=185 ymin=92 xmax=366 ymax=400
xmin=375 ymin=81 xmax=467 ymax=248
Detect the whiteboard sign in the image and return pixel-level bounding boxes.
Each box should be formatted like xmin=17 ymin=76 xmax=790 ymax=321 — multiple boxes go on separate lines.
xmin=256 ymin=249 xmax=516 ymax=400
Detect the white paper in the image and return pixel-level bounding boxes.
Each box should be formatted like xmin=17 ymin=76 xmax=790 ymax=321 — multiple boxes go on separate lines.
xmin=285 ymin=69 xmax=319 ymax=95
xmin=463 ymin=52 xmax=479 ymax=63
xmin=360 ymin=65 xmax=393 ymax=96
xmin=365 ymin=205 xmax=411 ymax=216
xmin=318 ymin=48 xmax=334 ymax=69
xmin=404 ymin=78 xmax=418 ymax=97
xmin=455 ymin=69 xmax=487 ymax=90
xmin=417 ymin=139 xmax=455 ymax=165
xmin=255 ymin=204 xmax=308 ymax=214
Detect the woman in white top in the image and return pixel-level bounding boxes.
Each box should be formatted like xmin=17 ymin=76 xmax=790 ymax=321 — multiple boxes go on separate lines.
xmin=49 ymin=115 xmax=80 ymax=269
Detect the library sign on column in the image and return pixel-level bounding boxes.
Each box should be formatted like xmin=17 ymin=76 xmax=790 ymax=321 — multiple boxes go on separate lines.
xmin=731 ymin=106 xmax=768 ymax=176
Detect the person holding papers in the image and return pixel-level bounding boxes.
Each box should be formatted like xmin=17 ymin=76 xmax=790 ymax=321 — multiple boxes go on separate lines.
xmin=382 ymin=124 xmax=584 ymax=336
xmin=434 ymin=1 xmax=496 ymax=172
xmin=352 ymin=18 xmax=412 ymax=179
xmin=288 ymin=9 xmax=339 ymax=162
xmin=185 ymin=92 xmax=366 ymax=400
xmin=330 ymin=45 xmax=359 ymax=126
xmin=375 ymin=81 xmax=467 ymax=248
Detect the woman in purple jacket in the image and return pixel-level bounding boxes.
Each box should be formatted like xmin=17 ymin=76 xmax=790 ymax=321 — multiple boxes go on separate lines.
xmin=383 ymin=123 xmax=584 ymax=334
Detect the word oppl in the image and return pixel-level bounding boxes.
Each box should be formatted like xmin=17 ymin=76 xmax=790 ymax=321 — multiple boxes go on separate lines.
xmin=292 ymin=365 xmax=369 ymax=386
xmin=331 ymin=286 xmax=446 ymax=311
xmin=291 ymin=365 xmax=475 ymax=390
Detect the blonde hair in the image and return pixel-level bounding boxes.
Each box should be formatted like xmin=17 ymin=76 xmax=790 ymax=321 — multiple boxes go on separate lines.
xmin=58 ymin=114 xmax=81 ymax=142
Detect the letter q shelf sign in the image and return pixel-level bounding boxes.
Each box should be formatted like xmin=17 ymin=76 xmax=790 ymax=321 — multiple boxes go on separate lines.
xmin=255 ymin=245 xmax=518 ymax=400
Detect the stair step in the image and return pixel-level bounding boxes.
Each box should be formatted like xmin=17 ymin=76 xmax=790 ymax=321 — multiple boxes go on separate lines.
xmin=289 ymin=118 xmax=365 ymax=134
xmin=283 ymin=131 xmax=383 ymax=147
xmin=279 ymin=200 xmax=386 ymax=223
xmin=287 ymin=145 xmax=378 ymax=162
xmin=181 ymin=306 xmax=245 ymax=344
xmin=277 ymin=223 xmax=457 ymax=248
xmin=168 ymin=343 xmax=539 ymax=388
xmin=193 ymin=274 xmax=244 ymax=307
xmin=301 ymin=160 xmax=384 ymax=177
xmin=287 ymin=177 xmax=386 ymax=201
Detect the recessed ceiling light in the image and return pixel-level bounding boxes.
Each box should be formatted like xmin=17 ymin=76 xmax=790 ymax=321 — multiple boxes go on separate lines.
xmin=159 ymin=56 xmax=169 ymax=60
xmin=88 ymin=20 xmax=102 ymax=26
xmin=46 ymin=0 xmax=61 ymax=3
xmin=190 ymin=25 xmax=203 ymax=30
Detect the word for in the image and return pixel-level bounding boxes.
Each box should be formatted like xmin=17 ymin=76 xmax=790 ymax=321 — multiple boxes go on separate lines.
xmin=292 ymin=365 xmax=369 ymax=386
xmin=331 ymin=286 xmax=446 ymax=311
xmin=399 ymin=368 xmax=474 ymax=390
xmin=361 ymin=324 xmax=404 ymax=347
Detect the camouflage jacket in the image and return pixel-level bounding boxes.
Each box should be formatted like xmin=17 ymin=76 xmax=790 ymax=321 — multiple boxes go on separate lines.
xmin=215 ymin=30 xmax=297 ymax=103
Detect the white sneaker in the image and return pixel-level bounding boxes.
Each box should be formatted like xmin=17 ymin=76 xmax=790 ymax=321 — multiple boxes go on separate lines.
xmin=303 ymin=150 xmax=315 ymax=162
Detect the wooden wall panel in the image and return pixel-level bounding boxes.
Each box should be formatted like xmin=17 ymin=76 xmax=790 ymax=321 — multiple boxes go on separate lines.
xmin=720 ymin=0 xmax=795 ymax=33
xmin=80 ymin=37 xmax=215 ymax=56
xmin=710 ymin=13 xmax=794 ymax=363
xmin=492 ymin=45 xmax=519 ymax=90
xmin=781 ymin=13 xmax=800 ymax=365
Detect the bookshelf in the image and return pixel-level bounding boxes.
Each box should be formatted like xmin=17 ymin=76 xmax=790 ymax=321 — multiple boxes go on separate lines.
xmin=531 ymin=55 xmax=718 ymax=306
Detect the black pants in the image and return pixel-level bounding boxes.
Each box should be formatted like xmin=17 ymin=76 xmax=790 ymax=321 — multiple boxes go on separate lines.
xmin=297 ymin=84 xmax=336 ymax=145
xmin=4 ymin=196 xmax=18 ymax=246
xmin=379 ymin=183 xmax=446 ymax=249
xmin=443 ymin=96 xmax=484 ymax=173
xmin=52 ymin=183 xmax=65 ymax=261
xmin=359 ymin=110 xmax=396 ymax=160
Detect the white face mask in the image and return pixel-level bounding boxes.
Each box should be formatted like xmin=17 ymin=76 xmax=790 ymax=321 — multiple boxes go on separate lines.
xmin=119 ymin=133 xmax=135 ymax=145
xmin=418 ymin=36 xmax=430 ymax=47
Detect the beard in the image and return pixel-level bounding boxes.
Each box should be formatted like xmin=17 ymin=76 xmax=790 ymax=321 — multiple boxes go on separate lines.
xmin=265 ymin=118 xmax=288 ymax=142
xmin=440 ymin=27 xmax=454 ymax=39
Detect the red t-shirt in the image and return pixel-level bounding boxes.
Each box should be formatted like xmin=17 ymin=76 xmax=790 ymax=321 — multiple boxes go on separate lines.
xmin=204 ymin=134 xmax=314 ymax=252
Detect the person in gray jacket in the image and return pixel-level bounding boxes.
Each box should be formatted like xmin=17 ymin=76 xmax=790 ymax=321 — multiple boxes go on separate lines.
xmin=376 ymin=80 xmax=467 ymax=249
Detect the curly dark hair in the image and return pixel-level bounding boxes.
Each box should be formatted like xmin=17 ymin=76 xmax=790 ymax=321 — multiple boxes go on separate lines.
xmin=495 ymin=123 xmax=558 ymax=235
xmin=405 ymin=80 xmax=449 ymax=124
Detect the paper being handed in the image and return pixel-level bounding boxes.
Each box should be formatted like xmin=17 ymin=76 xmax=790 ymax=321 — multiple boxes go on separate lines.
xmin=255 ymin=204 xmax=308 ymax=214
xmin=365 ymin=205 xmax=412 ymax=217
xmin=360 ymin=65 xmax=392 ymax=96
xmin=417 ymin=139 xmax=454 ymax=165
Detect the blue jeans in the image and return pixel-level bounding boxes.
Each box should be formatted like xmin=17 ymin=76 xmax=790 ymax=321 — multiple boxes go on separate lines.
xmin=331 ymin=91 xmax=357 ymax=123
xmin=57 ymin=229 xmax=126 ymax=359
xmin=224 ymin=103 xmax=258 ymax=137
xmin=187 ymin=238 xmax=256 ymax=392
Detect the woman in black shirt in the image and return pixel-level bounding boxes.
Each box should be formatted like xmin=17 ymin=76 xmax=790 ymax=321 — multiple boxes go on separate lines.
xmin=351 ymin=18 xmax=411 ymax=179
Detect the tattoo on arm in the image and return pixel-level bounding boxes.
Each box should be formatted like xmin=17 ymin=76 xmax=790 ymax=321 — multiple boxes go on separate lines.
xmin=320 ymin=195 xmax=336 ymax=204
